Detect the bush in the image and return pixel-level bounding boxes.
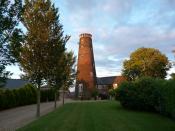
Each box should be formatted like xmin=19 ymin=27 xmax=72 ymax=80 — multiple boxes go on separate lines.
xmin=91 ymin=88 xmax=99 ymax=100
xmin=109 ymin=89 xmax=115 ymax=97
xmin=156 ymin=80 xmax=175 ymax=119
xmin=41 ymin=89 xmax=55 ymax=102
xmin=0 ymin=84 xmax=55 ymax=110
xmin=109 ymin=89 xmax=117 ymax=100
xmin=99 ymin=93 xmax=109 ymax=100
xmin=0 ymin=89 xmax=15 ymax=109
xmin=116 ymin=77 xmax=175 ymax=119
xmin=117 ymin=77 xmax=158 ymax=111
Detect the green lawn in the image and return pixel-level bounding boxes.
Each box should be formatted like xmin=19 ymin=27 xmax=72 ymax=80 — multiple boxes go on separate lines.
xmin=18 ymin=101 xmax=175 ymax=131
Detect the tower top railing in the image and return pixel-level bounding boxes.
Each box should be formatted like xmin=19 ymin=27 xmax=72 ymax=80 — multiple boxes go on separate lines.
xmin=80 ymin=33 xmax=92 ymax=38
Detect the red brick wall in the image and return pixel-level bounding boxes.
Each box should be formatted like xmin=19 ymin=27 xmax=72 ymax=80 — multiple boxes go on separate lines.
xmin=113 ymin=76 xmax=127 ymax=89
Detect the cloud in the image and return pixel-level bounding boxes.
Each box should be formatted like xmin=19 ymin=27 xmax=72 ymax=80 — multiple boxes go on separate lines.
xmin=64 ymin=0 xmax=96 ymax=11
xmin=167 ymin=66 xmax=175 ymax=79
xmin=7 ymin=0 xmax=175 ymax=79
xmin=160 ymin=0 xmax=175 ymax=10
xmin=104 ymin=26 xmax=175 ymax=55
xmin=95 ymin=24 xmax=174 ymax=49
xmin=58 ymin=0 xmax=175 ymax=77
xmin=101 ymin=0 xmax=133 ymax=18
xmin=96 ymin=66 xmax=122 ymax=77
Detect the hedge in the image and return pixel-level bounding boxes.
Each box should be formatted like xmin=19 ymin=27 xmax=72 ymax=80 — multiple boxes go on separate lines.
xmin=0 ymin=84 xmax=56 ymax=110
xmin=41 ymin=88 xmax=55 ymax=102
xmin=116 ymin=77 xmax=175 ymax=119
xmin=156 ymin=80 xmax=175 ymax=118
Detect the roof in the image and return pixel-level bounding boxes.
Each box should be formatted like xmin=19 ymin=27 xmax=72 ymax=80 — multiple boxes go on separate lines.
xmin=3 ymin=79 xmax=29 ymax=89
xmin=97 ymin=76 xmax=126 ymax=85
xmin=97 ymin=76 xmax=116 ymax=85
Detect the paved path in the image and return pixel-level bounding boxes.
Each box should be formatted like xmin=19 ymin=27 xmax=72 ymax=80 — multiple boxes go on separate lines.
xmin=0 ymin=99 xmax=73 ymax=131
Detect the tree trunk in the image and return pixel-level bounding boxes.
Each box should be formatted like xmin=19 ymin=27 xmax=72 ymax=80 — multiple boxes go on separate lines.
xmin=62 ymin=87 xmax=65 ymax=105
xmin=36 ymin=84 xmax=41 ymax=117
xmin=54 ymin=90 xmax=57 ymax=109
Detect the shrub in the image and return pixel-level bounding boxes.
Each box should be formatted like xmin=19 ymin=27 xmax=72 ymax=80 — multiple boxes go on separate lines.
xmin=0 ymin=84 xmax=55 ymax=110
xmin=41 ymin=88 xmax=55 ymax=102
xmin=99 ymin=93 xmax=109 ymax=100
xmin=116 ymin=77 xmax=175 ymax=119
xmin=0 ymin=89 xmax=15 ymax=109
xmin=117 ymin=77 xmax=158 ymax=111
xmin=91 ymin=88 xmax=99 ymax=100
xmin=109 ymin=89 xmax=115 ymax=97
xmin=156 ymin=80 xmax=175 ymax=119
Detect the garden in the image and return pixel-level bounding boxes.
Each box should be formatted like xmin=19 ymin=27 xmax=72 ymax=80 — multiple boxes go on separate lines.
xmin=18 ymin=101 xmax=175 ymax=131
xmin=116 ymin=77 xmax=175 ymax=120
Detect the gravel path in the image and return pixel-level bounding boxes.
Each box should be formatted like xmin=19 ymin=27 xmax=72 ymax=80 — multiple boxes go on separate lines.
xmin=0 ymin=99 xmax=73 ymax=131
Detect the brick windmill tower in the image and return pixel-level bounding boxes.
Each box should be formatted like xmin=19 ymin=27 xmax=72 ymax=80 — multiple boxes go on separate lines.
xmin=75 ymin=33 xmax=96 ymax=99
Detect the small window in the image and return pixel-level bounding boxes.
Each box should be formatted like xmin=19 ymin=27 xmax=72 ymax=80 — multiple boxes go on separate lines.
xmin=78 ymin=83 xmax=83 ymax=92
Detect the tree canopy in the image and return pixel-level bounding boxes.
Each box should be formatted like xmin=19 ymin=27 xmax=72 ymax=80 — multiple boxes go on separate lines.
xmin=47 ymin=51 xmax=76 ymax=107
xmin=0 ymin=0 xmax=22 ymax=87
xmin=0 ymin=0 xmax=22 ymax=64
xmin=122 ymin=47 xmax=170 ymax=80
xmin=17 ymin=0 xmax=71 ymax=117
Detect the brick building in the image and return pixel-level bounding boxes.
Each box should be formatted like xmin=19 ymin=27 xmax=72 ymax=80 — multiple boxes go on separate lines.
xmin=97 ymin=76 xmax=126 ymax=98
xmin=75 ymin=33 xmax=126 ymax=99
xmin=75 ymin=33 xmax=96 ymax=99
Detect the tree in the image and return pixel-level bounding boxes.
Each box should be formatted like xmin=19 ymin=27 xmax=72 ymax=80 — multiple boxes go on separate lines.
xmin=46 ymin=51 xmax=76 ymax=108
xmin=18 ymin=0 xmax=68 ymax=117
xmin=0 ymin=66 xmax=12 ymax=87
xmin=0 ymin=0 xmax=22 ymax=86
xmin=61 ymin=52 xmax=76 ymax=105
xmin=122 ymin=47 xmax=170 ymax=80
xmin=26 ymin=1 xmax=72 ymax=108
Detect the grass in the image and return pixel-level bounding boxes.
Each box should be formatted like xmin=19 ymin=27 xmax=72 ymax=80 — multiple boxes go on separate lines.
xmin=18 ymin=101 xmax=175 ymax=131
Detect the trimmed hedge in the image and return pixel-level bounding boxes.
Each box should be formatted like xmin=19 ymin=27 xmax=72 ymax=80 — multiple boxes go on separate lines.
xmin=116 ymin=77 xmax=175 ymax=119
xmin=0 ymin=84 xmax=56 ymax=110
xmin=156 ymin=80 xmax=175 ymax=118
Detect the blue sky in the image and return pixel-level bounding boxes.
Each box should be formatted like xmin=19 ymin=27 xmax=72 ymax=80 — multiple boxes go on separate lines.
xmin=7 ymin=0 xmax=175 ymax=78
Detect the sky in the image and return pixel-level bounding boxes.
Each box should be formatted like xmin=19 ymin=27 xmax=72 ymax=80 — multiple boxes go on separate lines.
xmin=7 ymin=0 xmax=175 ymax=79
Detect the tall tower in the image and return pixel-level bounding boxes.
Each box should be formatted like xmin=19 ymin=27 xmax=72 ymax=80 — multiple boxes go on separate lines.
xmin=76 ymin=33 xmax=96 ymax=99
